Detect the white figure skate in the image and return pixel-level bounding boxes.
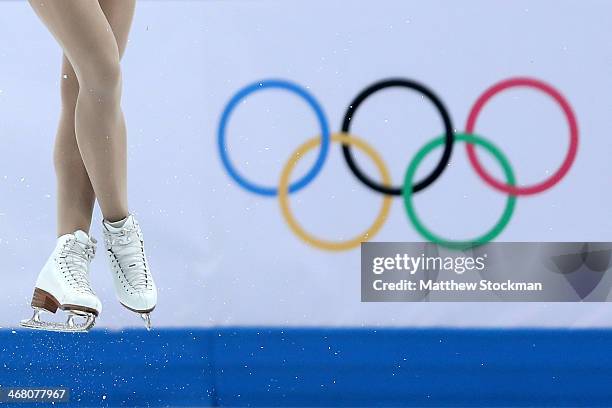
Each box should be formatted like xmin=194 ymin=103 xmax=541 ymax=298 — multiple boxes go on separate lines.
xmin=20 ymin=230 xmax=101 ymax=333
xmin=103 ymin=214 xmax=157 ymax=330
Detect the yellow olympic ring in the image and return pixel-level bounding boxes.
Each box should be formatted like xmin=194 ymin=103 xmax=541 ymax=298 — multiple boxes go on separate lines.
xmin=278 ymin=133 xmax=393 ymax=251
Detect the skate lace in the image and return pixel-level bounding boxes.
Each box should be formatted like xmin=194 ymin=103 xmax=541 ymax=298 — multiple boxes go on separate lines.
xmin=106 ymin=225 xmax=151 ymax=291
xmin=58 ymin=239 xmax=96 ymax=294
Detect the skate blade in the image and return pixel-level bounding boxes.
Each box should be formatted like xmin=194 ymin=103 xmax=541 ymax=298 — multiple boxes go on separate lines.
xmin=19 ymin=309 xmax=96 ymax=333
xmin=141 ymin=313 xmax=152 ymax=331
xmin=120 ymin=302 xmax=154 ymax=331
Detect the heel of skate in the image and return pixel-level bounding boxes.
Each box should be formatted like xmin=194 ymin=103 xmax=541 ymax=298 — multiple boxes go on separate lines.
xmin=20 ymin=288 xmax=97 ymax=333
xmin=31 ymin=288 xmax=59 ymax=313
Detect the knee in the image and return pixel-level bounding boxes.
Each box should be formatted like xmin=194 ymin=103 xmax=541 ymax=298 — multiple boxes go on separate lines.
xmin=77 ymin=51 xmax=122 ymax=98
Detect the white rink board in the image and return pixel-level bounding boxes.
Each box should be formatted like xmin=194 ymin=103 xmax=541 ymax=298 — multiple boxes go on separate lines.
xmin=1 ymin=0 xmax=612 ymax=328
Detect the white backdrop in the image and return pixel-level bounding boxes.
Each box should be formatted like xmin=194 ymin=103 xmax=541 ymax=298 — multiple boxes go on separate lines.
xmin=1 ymin=0 xmax=612 ymax=328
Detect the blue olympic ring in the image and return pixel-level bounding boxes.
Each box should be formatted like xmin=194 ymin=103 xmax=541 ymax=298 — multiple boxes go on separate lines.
xmin=217 ymin=79 xmax=331 ymax=197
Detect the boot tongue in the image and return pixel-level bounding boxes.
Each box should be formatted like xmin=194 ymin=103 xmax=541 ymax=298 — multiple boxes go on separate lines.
xmin=74 ymin=230 xmax=93 ymax=245
xmin=104 ymin=215 xmax=135 ymax=233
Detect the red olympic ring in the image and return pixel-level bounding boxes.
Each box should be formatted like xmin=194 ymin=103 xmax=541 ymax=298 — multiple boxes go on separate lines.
xmin=465 ymin=77 xmax=579 ymax=196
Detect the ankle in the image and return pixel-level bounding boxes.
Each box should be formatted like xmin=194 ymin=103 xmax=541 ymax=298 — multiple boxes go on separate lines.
xmin=103 ymin=210 xmax=130 ymax=225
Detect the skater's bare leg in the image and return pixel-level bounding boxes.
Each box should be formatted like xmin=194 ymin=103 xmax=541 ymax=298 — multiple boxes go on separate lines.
xmin=29 ymin=0 xmax=135 ymax=227
xmin=54 ymin=0 xmax=135 ymax=236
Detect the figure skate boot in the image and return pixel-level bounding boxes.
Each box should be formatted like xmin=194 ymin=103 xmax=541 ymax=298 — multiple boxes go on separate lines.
xmin=20 ymin=230 xmax=101 ymax=332
xmin=103 ymin=214 xmax=157 ymax=330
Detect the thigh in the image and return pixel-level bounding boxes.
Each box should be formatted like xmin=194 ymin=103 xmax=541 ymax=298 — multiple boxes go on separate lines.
xmin=99 ymin=0 xmax=136 ymax=58
xmin=28 ymin=0 xmax=119 ymax=76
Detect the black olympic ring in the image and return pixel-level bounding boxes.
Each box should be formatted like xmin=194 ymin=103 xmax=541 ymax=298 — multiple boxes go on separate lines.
xmin=341 ymin=78 xmax=455 ymax=196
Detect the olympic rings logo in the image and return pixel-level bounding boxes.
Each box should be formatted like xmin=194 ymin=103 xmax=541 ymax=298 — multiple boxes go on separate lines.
xmin=218 ymin=77 xmax=579 ymax=251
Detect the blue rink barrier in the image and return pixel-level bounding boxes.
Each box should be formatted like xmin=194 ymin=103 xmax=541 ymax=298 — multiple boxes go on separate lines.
xmin=1 ymin=328 xmax=612 ymax=407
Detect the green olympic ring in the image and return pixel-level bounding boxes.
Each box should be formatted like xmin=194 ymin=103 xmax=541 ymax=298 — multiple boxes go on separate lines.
xmin=403 ymin=133 xmax=517 ymax=250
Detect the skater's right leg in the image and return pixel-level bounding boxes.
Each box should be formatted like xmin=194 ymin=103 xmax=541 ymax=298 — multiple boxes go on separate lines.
xmin=29 ymin=0 xmax=130 ymax=223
